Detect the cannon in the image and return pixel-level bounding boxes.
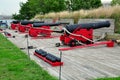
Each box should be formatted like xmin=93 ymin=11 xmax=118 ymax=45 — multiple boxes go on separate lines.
xmin=56 ymin=21 xmax=112 ymax=47
xmin=18 ymin=21 xmax=44 ymax=32
xmin=29 ymin=22 xmax=69 ymax=37
xmin=10 ymin=21 xmax=20 ymax=30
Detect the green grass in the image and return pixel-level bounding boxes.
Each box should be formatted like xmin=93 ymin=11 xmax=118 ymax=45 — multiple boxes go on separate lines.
xmin=95 ymin=77 xmax=120 ymax=80
xmin=0 ymin=34 xmax=57 ymax=80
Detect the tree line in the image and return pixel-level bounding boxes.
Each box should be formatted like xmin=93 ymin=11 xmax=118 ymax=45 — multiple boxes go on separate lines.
xmin=12 ymin=0 xmax=120 ymax=20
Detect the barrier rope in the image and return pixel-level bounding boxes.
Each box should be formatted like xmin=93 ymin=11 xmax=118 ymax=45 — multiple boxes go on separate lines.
xmin=63 ymin=28 xmax=95 ymax=43
xmin=63 ymin=28 xmax=106 ymax=43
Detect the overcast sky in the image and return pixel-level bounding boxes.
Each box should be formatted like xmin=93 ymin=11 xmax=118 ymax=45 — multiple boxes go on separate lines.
xmin=0 ymin=0 xmax=112 ymax=15
xmin=0 ymin=0 xmax=27 ymax=15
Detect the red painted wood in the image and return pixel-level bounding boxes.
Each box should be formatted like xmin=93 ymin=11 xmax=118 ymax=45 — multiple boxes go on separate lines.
xmin=59 ymin=41 xmax=114 ymax=51
xmin=34 ymin=52 xmax=63 ymax=67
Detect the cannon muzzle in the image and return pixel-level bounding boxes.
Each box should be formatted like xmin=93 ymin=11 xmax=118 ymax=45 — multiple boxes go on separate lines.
xmin=65 ymin=21 xmax=110 ymax=33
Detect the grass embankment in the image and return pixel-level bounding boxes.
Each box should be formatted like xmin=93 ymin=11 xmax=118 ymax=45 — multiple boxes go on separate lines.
xmin=0 ymin=34 xmax=57 ymax=80
xmin=33 ymin=6 xmax=120 ymax=33
xmin=95 ymin=77 xmax=120 ymax=80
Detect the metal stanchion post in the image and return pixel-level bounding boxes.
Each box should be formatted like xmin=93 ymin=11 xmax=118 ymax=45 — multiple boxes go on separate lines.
xmin=25 ymin=34 xmax=30 ymax=59
xmin=59 ymin=50 xmax=62 ymax=80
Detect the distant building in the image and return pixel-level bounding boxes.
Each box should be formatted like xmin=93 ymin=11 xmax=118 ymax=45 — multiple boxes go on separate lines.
xmin=0 ymin=16 xmax=3 ymax=19
xmin=102 ymin=2 xmax=111 ymax=7
xmin=0 ymin=15 xmax=12 ymax=20
xmin=101 ymin=0 xmax=112 ymax=7
xmin=0 ymin=15 xmax=13 ymax=26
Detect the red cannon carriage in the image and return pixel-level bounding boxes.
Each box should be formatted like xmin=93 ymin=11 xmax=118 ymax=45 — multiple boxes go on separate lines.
xmin=29 ymin=22 xmax=68 ymax=37
xmin=10 ymin=21 xmax=20 ymax=30
xmin=18 ymin=21 xmax=44 ymax=33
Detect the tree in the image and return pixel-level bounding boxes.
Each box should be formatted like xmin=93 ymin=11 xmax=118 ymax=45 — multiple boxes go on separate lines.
xmin=68 ymin=0 xmax=102 ymax=11
xmin=111 ymin=0 xmax=120 ymax=5
xmin=42 ymin=0 xmax=66 ymax=13
xmin=12 ymin=1 xmax=33 ymax=20
xmin=12 ymin=0 xmax=66 ymax=20
xmin=12 ymin=13 xmax=21 ymax=20
xmin=89 ymin=0 xmax=102 ymax=8
xmin=19 ymin=2 xmax=33 ymax=20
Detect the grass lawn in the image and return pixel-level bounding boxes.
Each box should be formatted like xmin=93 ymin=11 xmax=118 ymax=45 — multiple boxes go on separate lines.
xmin=95 ymin=77 xmax=120 ymax=80
xmin=0 ymin=33 xmax=57 ymax=80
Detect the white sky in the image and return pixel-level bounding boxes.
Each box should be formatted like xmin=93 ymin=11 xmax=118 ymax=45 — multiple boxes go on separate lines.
xmin=0 ymin=0 xmax=112 ymax=16
xmin=0 ymin=0 xmax=27 ymax=15
xmin=101 ymin=0 xmax=112 ymax=3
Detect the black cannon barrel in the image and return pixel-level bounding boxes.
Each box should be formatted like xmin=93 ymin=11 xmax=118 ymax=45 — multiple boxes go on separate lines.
xmin=21 ymin=21 xmax=44 ymax=25
xmin=12 ymin=21 xmax=20 ymax=24
xmin=33 ymin=21 xmax=44 ymax=23
xmin=58 ymin=22 xmax=70 ymax=25
xmin=33 ymin=22 xmax=62 ymax=27
xmin=65 ymin=21 xmax=110 ymax=33
xmin=33 ymin=22 xmax=69 ymax=27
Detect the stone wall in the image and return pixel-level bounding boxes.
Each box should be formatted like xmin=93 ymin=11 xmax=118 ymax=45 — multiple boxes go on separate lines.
xmin=42 ymin=18 xmax=74 ymax=25
xmin=42 ymin=19 xmax=53 ymax=23
xmin=58 ymin=19 xmax=74 ymax=25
